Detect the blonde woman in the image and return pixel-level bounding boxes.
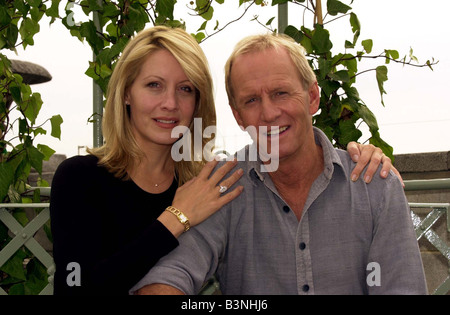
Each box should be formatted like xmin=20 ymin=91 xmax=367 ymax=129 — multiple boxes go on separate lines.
xmin=50 ymin=26 xmax=243 ymax=295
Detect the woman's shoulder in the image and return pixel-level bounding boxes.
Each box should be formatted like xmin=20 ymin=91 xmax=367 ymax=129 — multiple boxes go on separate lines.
xmin=53 ymin=154 xmax=102 ymax=180
xmin=57 ymin=154 xmax=99 ymax=170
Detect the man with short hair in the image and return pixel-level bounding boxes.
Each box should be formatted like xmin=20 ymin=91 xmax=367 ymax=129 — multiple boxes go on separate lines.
xmin=132 ymin=33 xmax=427 ymax=295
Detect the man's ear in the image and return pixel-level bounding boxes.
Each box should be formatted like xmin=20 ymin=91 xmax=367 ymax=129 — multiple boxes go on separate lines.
xmin=308 ymin=81 xmax=320 ymax=115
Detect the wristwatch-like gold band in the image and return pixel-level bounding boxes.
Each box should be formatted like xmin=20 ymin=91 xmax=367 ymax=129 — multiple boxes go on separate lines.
xmin=165 ymin=206 xmax=190 ymax=232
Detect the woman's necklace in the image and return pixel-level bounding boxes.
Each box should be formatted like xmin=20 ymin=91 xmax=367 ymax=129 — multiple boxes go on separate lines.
xmin=154 ymin=175 xmax=173 ymax=187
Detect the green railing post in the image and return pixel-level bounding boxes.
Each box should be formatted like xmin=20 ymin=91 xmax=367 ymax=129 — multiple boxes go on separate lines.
xmin=92 ymin=1 xmax=103 ymax=148
xmin=278 ymin=2 xmax=288 ymax=34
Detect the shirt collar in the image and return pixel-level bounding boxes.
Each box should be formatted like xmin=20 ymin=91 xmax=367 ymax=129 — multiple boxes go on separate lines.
xmin=240 ymin=127 xmax=348 ymax=185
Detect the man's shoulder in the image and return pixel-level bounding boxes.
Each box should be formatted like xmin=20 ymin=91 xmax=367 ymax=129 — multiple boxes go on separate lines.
xmin=334 ymin=148 xmax=401 ymax=190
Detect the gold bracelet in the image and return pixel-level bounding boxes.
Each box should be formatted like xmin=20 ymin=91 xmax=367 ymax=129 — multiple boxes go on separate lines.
xmin=165 ymin=206 xmax=190 ymax=232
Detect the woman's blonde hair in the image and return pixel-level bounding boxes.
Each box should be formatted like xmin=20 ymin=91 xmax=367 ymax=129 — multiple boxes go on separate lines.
xmin=224 ymin=32 xmax=317 ymax=108
xmin=88 ymin=26 xmax=216 ymax=185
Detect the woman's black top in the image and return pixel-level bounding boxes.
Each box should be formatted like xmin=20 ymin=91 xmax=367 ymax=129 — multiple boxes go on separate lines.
xmin=50 ymin=155 xmax=178 ymax=295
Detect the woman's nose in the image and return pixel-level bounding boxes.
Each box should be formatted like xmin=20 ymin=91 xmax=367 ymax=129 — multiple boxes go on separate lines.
xmin=161 ymin=89 xmax=178 ymax=111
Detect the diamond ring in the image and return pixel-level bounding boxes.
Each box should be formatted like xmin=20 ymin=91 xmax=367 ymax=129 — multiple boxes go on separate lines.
xmin=219 ymin=185 xmax=228 ymax=194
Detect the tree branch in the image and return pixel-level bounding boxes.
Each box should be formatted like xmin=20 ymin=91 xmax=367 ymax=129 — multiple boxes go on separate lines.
xmin=199 ymin=1 xmax=255 ymax=43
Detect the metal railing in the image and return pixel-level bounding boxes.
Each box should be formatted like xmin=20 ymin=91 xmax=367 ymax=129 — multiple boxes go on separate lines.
xmin=0 ymin=188 xmax=53 ymax=295
xmin=404 ymin=178 xmax=450 ymax=295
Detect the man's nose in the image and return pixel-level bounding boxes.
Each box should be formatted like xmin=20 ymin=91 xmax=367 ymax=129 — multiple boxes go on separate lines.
xmin=260 ymin=97 xmax=281 ymax=122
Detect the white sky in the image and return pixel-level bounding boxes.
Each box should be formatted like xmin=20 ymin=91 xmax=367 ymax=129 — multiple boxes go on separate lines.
xmin=4 ymin=0 xmax=450 ymax=158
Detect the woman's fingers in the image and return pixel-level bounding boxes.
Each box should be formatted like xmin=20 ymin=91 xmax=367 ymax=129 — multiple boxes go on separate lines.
xmin=216 ymin=167 xmax=244 ymax=195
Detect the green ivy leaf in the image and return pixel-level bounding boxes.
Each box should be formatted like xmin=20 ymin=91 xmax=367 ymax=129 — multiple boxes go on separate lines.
xmin=370 ymin=131 xmax=394 ymax=161
xmin=362 ymin=39 xmax=373 ymax=54
xmin=37 ymin=144 xmax=55 ymax=161
xmin=45 ymin=0 xmax=60 ymax=19
xmin=200 ymin=5 xmax=214 ymax=21
xmin=311 ymin=24 xmax=332 ymax=54
xmin=318 ymin=57 xmax=332 ymax=80
xmin=19 ymin=17 xmax=40 ymax=48
xmin=357 ymin=103 xmax=379 ymax=132
xmin=24 ymin=258 xmax=48 ymax=295
xmin=6 ymin=24 xmax=19 ymax=47
xmin=319 ymin=79 xmax=340 ymax=98
xmin=284 ymin=25 xmax=303 ymax=43
xmin=375 ymin=66 xmax=388 ymax=106
xmin=27 ymin=0 xmax=43 ymax=8
xmin=87 ymin=0 xmax=103 ymax=12
xmin=50 ymin=115 xmax=63 ymax=140
xmin=156 ymin=0 xmax=176 ymax=20
xmin=339 ymin=119 xmax=362 ymax=145
xmin=193 ymin=31 xmax=205 ymax=43
xmin=79 ymin=21 xmax=104 ymax=54
xmin=0 ymin=5 xmax=12 ymax=28
xmin=327 ymin=0 xmax=352 ymax=16
xmin=197 ymin=20 xmax=207 ymax=31
xmin=23 ymin=93 xmax=43 ymax=124
xmin=329 ymin=70 xmax=350 ymax=82
xmin=384 ymin=49 xmax=399 ymax=64
xmin=26 ymin=145 xmax=44 ymax=174
xmin=14 ymin=0 xmax=30 ymax=17
xmin=0 ymin=250 xmax=27 ymax=281
xmin=10 ymin=85 xmax=22 ymax=103
xmin=0 ymin=162 xmax=15 ymax=202
xmin=349 ymin=12 xmax=360 ymax=45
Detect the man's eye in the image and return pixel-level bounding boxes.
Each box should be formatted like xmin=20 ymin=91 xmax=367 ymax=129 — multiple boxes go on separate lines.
xmin=245 ymin=98 xmax=257 ymax=104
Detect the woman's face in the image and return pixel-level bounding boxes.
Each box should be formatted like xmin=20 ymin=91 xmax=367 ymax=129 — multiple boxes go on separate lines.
xmin=126 ymin=49 xmax=196 ymax=150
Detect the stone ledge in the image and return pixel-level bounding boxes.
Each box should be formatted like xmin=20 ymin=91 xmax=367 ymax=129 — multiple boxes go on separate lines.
xmin=394 ymin=151 xmax=450 ymax=174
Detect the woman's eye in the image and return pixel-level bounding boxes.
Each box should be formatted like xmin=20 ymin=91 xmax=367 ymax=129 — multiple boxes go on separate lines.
xmin=180 ymin=86 xmax=193 ymax=93
xmin=147 ymin=82 xmax=160 ymax=88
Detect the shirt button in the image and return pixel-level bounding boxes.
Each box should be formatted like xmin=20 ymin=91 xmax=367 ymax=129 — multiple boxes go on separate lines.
xmin=302 ymin=284 xmax=310 ymax=292
xmin=282 ymin=205 xmax=290 ymax=213
xmin=299 ymin=242 xmax=306 ymax=250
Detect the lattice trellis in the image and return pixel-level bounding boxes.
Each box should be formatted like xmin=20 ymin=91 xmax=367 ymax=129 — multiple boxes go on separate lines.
xmin=0 ymin=202 xmax=54 ymax=295
xmin=409 ymin=203 xmax=450 ymax=295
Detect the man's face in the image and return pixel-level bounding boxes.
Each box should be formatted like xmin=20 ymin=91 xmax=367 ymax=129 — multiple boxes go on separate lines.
xmin=229 ymin=47 xmax=319 ymax=163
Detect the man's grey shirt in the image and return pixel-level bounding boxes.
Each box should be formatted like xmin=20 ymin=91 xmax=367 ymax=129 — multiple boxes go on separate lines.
xmin=132 ymin=128 xmax=427 ymax=295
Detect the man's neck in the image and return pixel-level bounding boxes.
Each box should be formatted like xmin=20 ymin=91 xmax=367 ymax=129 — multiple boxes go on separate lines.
xmin=269 ymin=142 xmax=324 ymax=188
xmin=267 ymin=142 xmax=324 ymax=221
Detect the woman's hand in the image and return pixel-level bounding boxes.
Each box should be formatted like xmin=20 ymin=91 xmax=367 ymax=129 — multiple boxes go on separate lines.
xmin=159 ymin=159 xmax=243 ymax=237
xmin=347 ymin=142 xmax=403 ymax=186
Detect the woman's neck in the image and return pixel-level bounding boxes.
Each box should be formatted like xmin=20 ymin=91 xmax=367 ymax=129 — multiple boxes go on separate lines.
xmin=128 ymin=145 xmax=175 ymax=193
